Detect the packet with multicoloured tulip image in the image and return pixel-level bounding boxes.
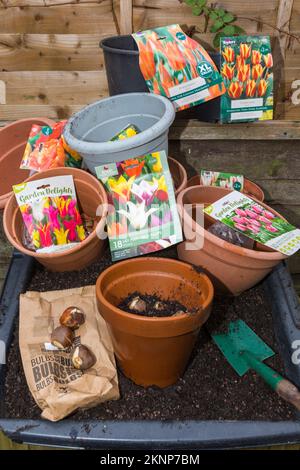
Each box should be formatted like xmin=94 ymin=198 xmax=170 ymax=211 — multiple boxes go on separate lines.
xmin=13 ymin=175 xmax=87 ymax=253
xmin=220 ymin=36 xmax=273 ymax=123
xmin=204 ymin=191 xmax=300 ymax=256
xmin=95 ymin=151 xmax=182 ymax=261
xmin=200 ymin=170 xmax=244 ymax=191
xmin=132 ymin=24 xmax=225 ymax=111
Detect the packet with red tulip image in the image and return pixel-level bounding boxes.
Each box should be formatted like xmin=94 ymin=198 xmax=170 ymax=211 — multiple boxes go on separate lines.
xmin=13 ymin=175 xmax=87 ymax=253
xmin=220 ymin=35 xmax=273 ymax=123
xmin=204 ymin=191 xmax=300 ymax=256
xmin=132 ymin=24 xmax=225 ymax=111
xmin=95 ymin=151 xmax=182 ymax=261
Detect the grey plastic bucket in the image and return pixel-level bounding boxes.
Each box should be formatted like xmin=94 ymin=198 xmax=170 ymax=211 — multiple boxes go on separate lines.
xmin=63 ymin=93 xmax=175 ymax=174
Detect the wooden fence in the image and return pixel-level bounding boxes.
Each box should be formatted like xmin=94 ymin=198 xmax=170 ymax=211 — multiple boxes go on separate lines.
xmin=0 ymin=0 xmax=299 ymax=121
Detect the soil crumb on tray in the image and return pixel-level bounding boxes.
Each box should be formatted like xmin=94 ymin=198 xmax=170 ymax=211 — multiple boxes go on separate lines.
xmin=4 ymin=248 xmax=295 ymax=422
xmin=118 ymin=292 xmax=188 ymax=317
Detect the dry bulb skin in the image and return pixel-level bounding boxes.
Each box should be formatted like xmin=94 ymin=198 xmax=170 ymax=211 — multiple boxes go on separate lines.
xmin=59 ymin=306 xmax=85 ymax=330
xmin=72 ymin=345 xmax=96 ymax=370
xmin=128 ymin=296 xmax=146 ymax=313
xmin=51 ymin=326 xmax=74 ymax=349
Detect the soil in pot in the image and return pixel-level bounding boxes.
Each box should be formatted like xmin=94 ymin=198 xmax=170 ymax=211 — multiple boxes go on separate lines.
xmin=3 ymin=247 xmax=294 ymax=421
xmin=118 ymin=292 xmax=189 ymax=317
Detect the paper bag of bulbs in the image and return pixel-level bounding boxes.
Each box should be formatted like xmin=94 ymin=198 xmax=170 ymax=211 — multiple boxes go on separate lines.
xmin=19 ymin=286 xmax=119 ymax=421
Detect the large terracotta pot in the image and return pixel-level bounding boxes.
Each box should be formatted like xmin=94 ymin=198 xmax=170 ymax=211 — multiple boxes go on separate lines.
xmin=168 ymin=156 xmax=187 ymax=196
xmin=187 ymin=174 xmax=265 ymax=201
xmin=3 ymin=167 xmax=108 ymax=272
xmin=96 ymin=257 xmax=214 ymax=388
xmin=0 ymin=118 xmax=55 ymax=209
xmin=177 ymin=186 xmax=286 ymax=296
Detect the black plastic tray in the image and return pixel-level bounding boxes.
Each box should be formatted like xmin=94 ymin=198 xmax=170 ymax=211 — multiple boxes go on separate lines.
xmin=0 ymin=252 xmax=300 ymax=450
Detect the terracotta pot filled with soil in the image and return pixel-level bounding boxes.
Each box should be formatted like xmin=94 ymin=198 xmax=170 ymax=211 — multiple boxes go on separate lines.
xmin=177 ymin=186 xmax=286 ymax=295
xmin=0 ymin=118 xmax=55 ymax=210
xmin=168 ymin=156 xmax=187 ymax=196
xmin=187 ymin=174 xmax=265 ymax=201
xmin=96 ymin=257 xmax=214 ymax=388
xmin=3 ymin=167 xmax=108 ymax=272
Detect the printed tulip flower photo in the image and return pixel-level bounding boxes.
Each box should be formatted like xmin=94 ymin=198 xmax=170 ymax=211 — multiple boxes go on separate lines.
xmin=96 ymin=151 xmax=182 ymax=261
xmin=220 ymin=35 xmax=273 ymax=123
xmin=221 ymin=202 xmax=294 ymax=245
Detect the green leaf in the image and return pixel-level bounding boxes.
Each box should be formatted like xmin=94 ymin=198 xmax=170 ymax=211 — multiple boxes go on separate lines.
xmin=185 ymin=0 xmax=196 ymax=6
xmin=192 ymin=5 xmax=203 ymax=15
xmin=210 ymin=19 xmax=224 ymax=32
xmin=213 ymin=31 xmax=226 ymax=49
xmin=222 ymin=25 xmax=236 ymax=35
xmin=217 ymin=8 xmax=225 ymax=17
xmin=197 ymin=0 xmax=207 ymax=6
xmin=209 ymin=11 xmax=219 ymax=20
xmin=223 ymin=13 xmax=235 ymax=23
xmin=233 ymin=25 xmax=246 ymax=34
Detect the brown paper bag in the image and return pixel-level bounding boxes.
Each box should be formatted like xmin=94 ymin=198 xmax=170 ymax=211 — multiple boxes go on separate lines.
xmin=19 ymin=285 xmax=119 ymax=421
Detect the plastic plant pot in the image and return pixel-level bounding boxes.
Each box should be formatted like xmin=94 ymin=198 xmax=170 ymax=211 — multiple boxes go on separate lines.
xmin=100 ymin=35 xmax=221 ymax=123
xmin=177 ymin=186 xmax=286 ymax=295
xmin=187 ymin=174 xmax=265 ymax=201
xmin=3 ymin=167 xmax=108 ymax=272
xmin=96 ymin=257 xmax=214 ymax=388
xmin=0 ymin=254 xmax=300 ymax=449
xmin=168 ymin=156 xmax=187 ymax=196
xmin=63 ymin=93 xmax=175 ymax=175
xmin=0 ymin=118 xmax=55 ymax=209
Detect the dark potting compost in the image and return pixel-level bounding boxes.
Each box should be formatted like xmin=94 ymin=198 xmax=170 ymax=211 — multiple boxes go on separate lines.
xmin=4 ymin=248 xmax=294 ymax=421
xmin=118 ymin=292 xmax=188 ymax=317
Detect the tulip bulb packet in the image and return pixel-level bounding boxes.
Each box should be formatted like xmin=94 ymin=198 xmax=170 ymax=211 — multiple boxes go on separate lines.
xmin=204 ymin=191 xmax=300 ymax=256
xmin=200 ymin=170 xmax=244 ymax=191
xmin=110 ymin=124 xmax=140 ymax=141
xmin=13 ymin=175 xmax=87 ymax=253
xmin=20 ymin=120 xmax=82 ymax=172
xmin=220 ymin=35 xmax=273 ymax=123
xmin=96 ymin=151 xmax=182 ymax=261
xmin=132 ymin=24 xmax=225 ymax=111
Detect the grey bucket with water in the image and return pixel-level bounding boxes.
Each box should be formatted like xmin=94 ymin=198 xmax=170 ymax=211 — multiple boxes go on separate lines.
xmin=63 ymin=93 xmax=175 ymax=175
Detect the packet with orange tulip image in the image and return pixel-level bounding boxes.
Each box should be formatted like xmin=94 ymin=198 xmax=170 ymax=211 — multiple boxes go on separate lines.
xmin=132 ymin=24 xmax=225 ymax=111
xmin=13 ymin=175 xmax=87 ymax=253
xmin=220 ymin=35 xmax=273 ymax=123
xmin=95 ymin=151 xmax=182 ymax=261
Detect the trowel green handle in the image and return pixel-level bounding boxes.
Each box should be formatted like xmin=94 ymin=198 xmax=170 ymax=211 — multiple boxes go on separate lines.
xmin=242 ymin=350 xmax=300 ymax=411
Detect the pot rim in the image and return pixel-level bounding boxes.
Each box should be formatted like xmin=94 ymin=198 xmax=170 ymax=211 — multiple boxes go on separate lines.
xmin=63 ymin=93 xmax=175 ymax=155
xmin=168 ymin=156 xmax=188 ymax=196
xmin=177 ymin=185 xmax=286 ymax=261
xmin=187 ymin=174 xmax=264 ymax=201
xmin=96 ymin=257 xmax=214 ymax=324
xmin=100 ymin=35 xmax=139 ymax=56
xmin=4 ymin=168 xmax=108 ymax=259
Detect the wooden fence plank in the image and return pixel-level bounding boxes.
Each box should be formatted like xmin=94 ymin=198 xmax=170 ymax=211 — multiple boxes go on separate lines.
xmin=120 ymin=0 xmax=133 ymax=34
xmin=276 ymin=0 xmax=294 ymax=57
xmin=0 ymin=2 xmax=116 ymax=34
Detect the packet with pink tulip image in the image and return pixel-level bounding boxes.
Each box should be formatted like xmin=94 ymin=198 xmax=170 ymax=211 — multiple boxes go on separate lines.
xmin=95 ymin=151 xmax=182 ymax=261
xmin=13 ymin=175 xmax=87 ymax=253
xmin=204 ymin=191 xmax=300 ymax=256
xmin=220 ymin=35 xmax=273 ymax=123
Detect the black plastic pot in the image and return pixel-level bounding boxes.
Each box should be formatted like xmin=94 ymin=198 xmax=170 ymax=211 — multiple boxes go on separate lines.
xmin=100 ymin=35 xmax=221 ymax=123
xmin=0 ymin=252 xmax=300 ymax=449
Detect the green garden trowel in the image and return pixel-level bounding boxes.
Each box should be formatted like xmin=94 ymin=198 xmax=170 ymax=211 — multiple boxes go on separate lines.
xmin=212 ymin=319 xmax=300 ymax=411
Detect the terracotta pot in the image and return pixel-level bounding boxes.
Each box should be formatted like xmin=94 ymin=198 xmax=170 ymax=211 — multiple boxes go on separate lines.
xmin=168 ymin=156 xmax=187 ymax=196
xmin=177 ymin=186 xmax=286 ymax=296
xmin=3 ymin=167 xmax=108 ymax=272
xmin=96 ymin=257 xmax=214 ymax=388
xmin=187 ymin=174 xmax=264 ymax=201
xmin=0 ymin=118 xmax=55 ymax=209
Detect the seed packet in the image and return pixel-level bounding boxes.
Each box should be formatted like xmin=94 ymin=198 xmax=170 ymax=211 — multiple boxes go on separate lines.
xmin=132 ymin=24 xmax=225 ymax=111
xmin=204 ymin=191 xmax=300 ymax=256
xmin=110 ymin=124 xmax=140 ymax=141
xmin=96 ymin=151 xmax=182 ymax=261
xmin=220 ymin=35 xmax=273 ymax=123
xmin=20 ymin=120 xmax=82 ymax=172
xmin=200 ymin=170 xmax=244 ymax=191
xmin=13 ymin=175 xmax=86 ymax=253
